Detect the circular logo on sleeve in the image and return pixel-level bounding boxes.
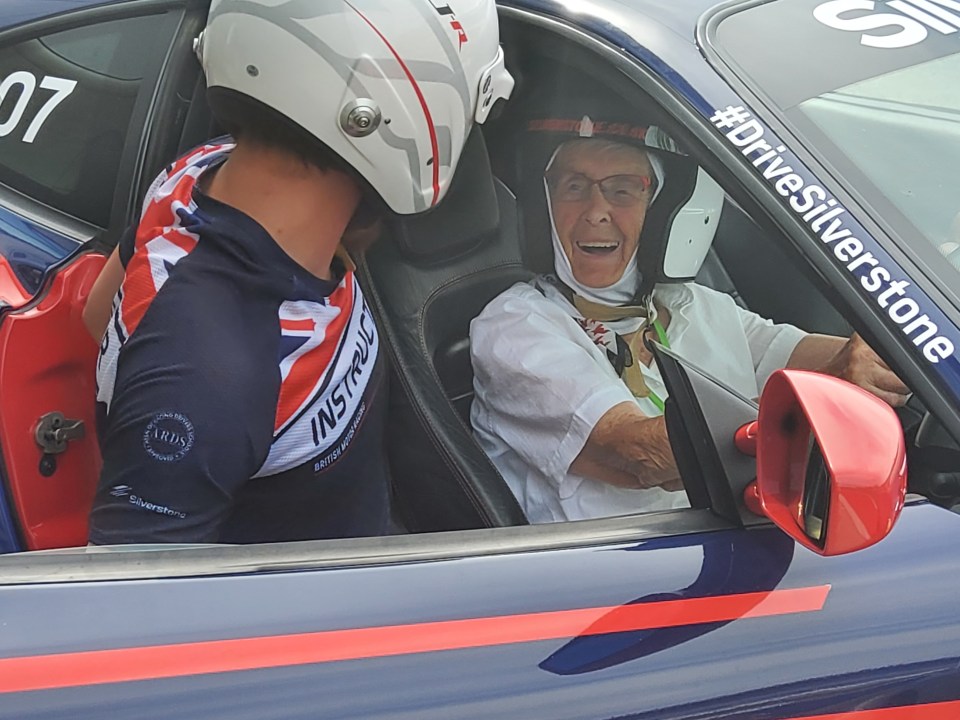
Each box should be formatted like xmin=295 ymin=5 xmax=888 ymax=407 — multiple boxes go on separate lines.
xmin=143 ymin=412 xmax=195 ymax=462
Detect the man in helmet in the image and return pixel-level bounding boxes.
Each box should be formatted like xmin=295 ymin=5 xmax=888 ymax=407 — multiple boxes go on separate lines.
xmin=470 ymin=109 xmax=907 ymax=524
xmin=82 ymin=0 xmax=513 ymax=544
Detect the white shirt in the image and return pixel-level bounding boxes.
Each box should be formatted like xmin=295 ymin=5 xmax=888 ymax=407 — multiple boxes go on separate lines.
xmin=469 ymin=279 xmax=807 ymax=524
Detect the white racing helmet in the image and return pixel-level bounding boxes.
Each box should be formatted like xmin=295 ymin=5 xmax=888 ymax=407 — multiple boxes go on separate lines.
xmin=521 ymin=108 xmax=725 ymax=300
xmin=195 ymin=0 xmax=514 ymax=214
xmin=644 ymin=126 xmax=725 ymax=284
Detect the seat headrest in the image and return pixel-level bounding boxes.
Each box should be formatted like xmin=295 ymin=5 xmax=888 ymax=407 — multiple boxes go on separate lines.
xmin=390 ymin=128 xmax=500 ymax=263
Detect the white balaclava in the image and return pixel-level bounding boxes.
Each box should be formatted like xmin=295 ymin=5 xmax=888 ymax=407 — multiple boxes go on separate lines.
xmin=545 ymin=137 xmax=665 ymax=310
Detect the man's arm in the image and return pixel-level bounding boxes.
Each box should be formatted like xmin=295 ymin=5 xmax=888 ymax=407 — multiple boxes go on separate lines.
xmin=570 ymin=401 xmax=682 ymax=491
xmin=470 ymin=286 xmax=686 ymax=493
xmin=90 ymin=356 xmax=272 ymax=545
xmin=89 ymin=295 xmax=276 ymax=545
xmin=787 ymin=332 xmax=910 ymax=407
xmin=82 ymin=247 xmax=123 ymax=340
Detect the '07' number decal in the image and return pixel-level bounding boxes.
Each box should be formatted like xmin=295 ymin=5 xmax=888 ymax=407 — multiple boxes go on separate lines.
xmin=0 ymin=71 xmax=77 ymax=143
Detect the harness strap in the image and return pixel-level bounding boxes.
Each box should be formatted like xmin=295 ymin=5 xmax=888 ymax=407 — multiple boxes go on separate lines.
xmin=539 ymin=278 xmax=670 ymax=411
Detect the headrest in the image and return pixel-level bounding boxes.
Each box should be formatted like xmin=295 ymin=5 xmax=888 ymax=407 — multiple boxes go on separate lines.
xmin=390 ymin=127 xmax=500 ymax=263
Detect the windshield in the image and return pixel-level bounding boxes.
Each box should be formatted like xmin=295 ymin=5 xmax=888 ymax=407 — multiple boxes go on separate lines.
xmin=794 ymin=52 xmax=960 ymax=292
xmin=710 ymin=0 xmax=960 ymax=302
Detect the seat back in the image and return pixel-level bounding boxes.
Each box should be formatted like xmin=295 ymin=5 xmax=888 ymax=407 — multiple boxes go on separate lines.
xmin=362 ymin=129 xmax=529 ymax=531
xmin=0 ymin=252 xmax=105 ymax=550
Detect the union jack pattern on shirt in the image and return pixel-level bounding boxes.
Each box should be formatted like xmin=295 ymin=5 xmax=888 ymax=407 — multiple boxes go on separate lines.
xmin=90 ymin=141 xmax=389 ymax=545
xmin=96 ymin=142 xmax=231 ymax=413
xmin=255 ymin=275 xmax=380 ymax=477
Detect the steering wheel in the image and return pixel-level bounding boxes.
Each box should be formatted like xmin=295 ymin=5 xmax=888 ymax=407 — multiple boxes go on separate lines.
xmin=895 ymin=393 xmax=926 ymax=445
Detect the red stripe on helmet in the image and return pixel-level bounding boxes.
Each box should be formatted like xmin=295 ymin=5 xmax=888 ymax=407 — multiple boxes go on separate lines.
xmin=346 ymin=2 xmax=441 ymax=207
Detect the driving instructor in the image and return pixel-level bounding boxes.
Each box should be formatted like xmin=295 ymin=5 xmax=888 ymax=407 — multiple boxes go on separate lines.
xmin=83 ymin=0 xmax=514 ymax=544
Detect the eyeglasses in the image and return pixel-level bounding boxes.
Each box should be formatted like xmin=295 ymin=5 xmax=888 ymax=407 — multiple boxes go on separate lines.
xmin=547 ymin=172 xmax=654 ymax=207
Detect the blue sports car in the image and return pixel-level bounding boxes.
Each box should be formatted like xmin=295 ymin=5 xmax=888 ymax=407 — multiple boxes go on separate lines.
xmin=0 ymin=0 xmax=958 ymax=718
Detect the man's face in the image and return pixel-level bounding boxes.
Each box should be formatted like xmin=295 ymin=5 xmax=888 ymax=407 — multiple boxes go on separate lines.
xmin=547 ymin=139 xmax=654 ymax=288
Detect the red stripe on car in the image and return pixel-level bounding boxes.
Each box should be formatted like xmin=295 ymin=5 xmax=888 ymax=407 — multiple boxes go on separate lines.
xmin=0 ymin=585 xmax=828 ymax=694
xmin=793 ymin=700 xmax=960 ymax=719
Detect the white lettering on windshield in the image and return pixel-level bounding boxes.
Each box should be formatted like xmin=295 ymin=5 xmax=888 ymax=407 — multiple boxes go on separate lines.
xmin=710 ymin=104 xmax=956 ymax=364
xmin=813 ymin=0 xmax=960 ymax=49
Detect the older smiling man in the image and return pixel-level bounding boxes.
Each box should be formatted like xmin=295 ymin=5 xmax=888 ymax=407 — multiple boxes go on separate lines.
xmin=546 ymin=138 xmax=656 ymax=289
xmin=469 ymin=104 xmax=909 ymax=524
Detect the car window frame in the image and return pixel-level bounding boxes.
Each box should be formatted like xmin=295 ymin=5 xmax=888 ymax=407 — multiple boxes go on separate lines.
xmin=0 ymin=507 xmax=730 ymax=584
xmin=120 ymin=0 xmax=210 ymax=233
xmin=700 ymin=0 xmax=960 ymax=317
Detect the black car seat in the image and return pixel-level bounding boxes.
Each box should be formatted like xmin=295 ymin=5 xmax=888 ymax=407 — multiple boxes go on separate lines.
xmin=360 ymin=128 xmax=529 ymax=532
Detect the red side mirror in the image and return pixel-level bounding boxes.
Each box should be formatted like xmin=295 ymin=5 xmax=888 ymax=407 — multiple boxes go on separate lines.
xmin=740 ymin=370 xmax=906 ymax=556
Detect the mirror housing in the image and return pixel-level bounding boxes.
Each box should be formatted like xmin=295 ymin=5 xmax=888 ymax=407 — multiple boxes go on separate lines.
xmin=741 ymin=370 xmax=906 ymax=556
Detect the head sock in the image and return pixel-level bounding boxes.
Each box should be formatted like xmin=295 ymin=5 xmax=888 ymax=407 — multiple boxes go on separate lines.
xmin=544 ymin=144 xmax=664 ymax=333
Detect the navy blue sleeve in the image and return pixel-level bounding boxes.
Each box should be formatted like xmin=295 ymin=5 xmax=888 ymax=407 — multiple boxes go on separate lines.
xmin=88 ymin=288 xmax=280 ymax=545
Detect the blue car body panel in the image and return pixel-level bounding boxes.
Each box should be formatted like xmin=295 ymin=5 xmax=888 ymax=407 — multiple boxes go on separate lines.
xmin=0 ymin=0 xmax=959 ymax=717
xmin=0 ymin=206 xmax=81 ymax=295
xmin=0 ymin=503 xmax=958 ymax=718
xmin=0 ymin=485 xmax=19 ymax=554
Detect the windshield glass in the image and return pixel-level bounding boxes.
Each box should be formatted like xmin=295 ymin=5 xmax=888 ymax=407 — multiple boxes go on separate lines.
xmin=795 ymin=52 xmax=960 ymax=289
xmin=711 ymin=0 xmax=960 ymax=302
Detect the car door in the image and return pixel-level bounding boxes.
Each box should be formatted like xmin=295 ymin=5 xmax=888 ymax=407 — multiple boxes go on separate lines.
xmin=0 ymin=1 xmax=959 ymax=719
xmin=0 ymin=0 xmax=208 ymax=553
xmin=0 ymin=495 xmax=958 ymax=718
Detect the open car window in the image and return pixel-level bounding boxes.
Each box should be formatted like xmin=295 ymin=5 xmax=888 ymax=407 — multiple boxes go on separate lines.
xmin=466 ymin=14 xmax=859 ymax=523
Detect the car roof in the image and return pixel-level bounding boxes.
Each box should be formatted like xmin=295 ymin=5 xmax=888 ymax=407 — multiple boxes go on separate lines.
xmin=509 ymin=0 xmax=717 ymax=49
xmin=559 ymin=0 xmax=720 ymax=36
xmin=0 ymin=0 xmax=126 ymax=30
xmin=2 ymin=0 xmax=724 ymax=46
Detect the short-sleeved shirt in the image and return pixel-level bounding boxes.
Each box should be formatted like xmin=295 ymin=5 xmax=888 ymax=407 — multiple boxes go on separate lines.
xmin=469 ymin=278 xmax=806 ymax=524
xmin=89 ymin=141 xmax=390 ymax=544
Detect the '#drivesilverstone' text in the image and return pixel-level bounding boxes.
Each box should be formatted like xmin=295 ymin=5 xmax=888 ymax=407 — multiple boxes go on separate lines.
xmin=711 ymin=105 xmax=955 ymax=364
